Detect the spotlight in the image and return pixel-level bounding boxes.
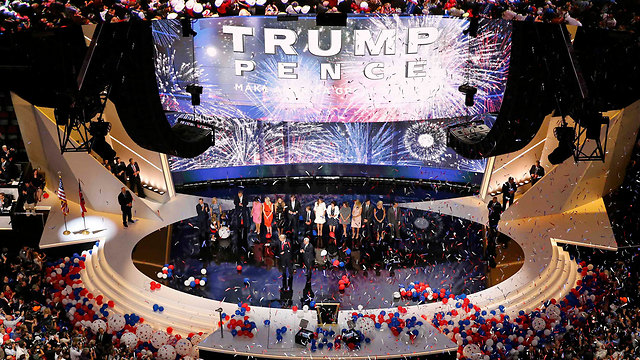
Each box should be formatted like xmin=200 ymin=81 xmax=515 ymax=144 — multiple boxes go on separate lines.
xmin=181 ymin=18 xmax=197 ymax=37
xmin=185 ymin=84 xmax=203 ymax=106
xmin=463 ymin=17 xmax=479 ymax=37
xmin=458 ymin=84 xmax=477 ymax=107
xmin=89 ymin=122 xmax=115 ymax=161
xmin=547 ymin=125 xmax=575 ymax=165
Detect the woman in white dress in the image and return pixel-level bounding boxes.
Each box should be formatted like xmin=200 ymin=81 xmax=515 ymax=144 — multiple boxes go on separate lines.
xmin=314 ymin=197 xmax=327 ymax=246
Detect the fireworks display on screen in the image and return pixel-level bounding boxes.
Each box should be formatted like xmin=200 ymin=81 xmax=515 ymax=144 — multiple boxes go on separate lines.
xmin=153 ymin=16 xmax=511 ymax=180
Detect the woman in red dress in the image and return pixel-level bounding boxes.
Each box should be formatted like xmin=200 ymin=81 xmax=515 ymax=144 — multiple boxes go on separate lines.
xmin=263 ymin=197 xmax=274 ymax=238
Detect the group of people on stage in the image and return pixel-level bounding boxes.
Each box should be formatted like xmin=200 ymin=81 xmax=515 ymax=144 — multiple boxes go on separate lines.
xmin=104 ymin=157 xmax=145 ymax=198
xmin=242 ymin=191 xmax=404 ymax=247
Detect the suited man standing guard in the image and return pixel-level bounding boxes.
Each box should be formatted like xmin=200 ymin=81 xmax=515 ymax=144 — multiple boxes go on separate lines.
xmin=501 ymin=177 xmax=517 ymax=210
xmin=126 ymin=158 xmax=145 ymax=198
xmin=196 ymin=198 xmax=210 ymax=242
xmin=287 ymin=195 xmax=300 ymax=237
xmin=279 ymin=234 xmax=293 ymax=291
xmin=118 ymin=187 xmax=134 ymax=228
xmin=300 ymin=237 xmax=315 ymax=283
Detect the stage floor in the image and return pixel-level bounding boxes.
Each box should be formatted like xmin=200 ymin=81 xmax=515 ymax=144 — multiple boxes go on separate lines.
xmin=132 ymin=191 xmax=518 ymax=310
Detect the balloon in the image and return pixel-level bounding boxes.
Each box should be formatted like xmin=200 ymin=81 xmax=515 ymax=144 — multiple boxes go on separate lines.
xmin=190 ymin=334 xmax=203 ymax=346
xmin=175 ymin=338 xmax=193 ymax=356
xmin=320 ymin=250 xmax=328 ymax=257
xmin=121 ymin=332 xmax=138 ymax=348
xmin=236 ymin=265 xmax=243 ymax=272
xmin=201 ymin=268 xmax=207 ymax=275
xmin=137 ymin=324 xmax=153 ymax=342
xmin=157 ymin=345 xmax=176 ymax=360
xmin=107 ymin=313 xmax=125 ymax=332
xmin=151 ymin=330 xmax=169 ymax=349
xmin=91 ymin=319 xmax=107 ymax=334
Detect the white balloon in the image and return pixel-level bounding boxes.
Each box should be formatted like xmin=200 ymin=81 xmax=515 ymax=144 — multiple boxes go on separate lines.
xmin=107 ymin=313 xmax=125 ymax=332
xmin=201 ymin=268 xmax=207 ymax=275
xmin=121 ymin=332 xmax=138 ymax=348
xmin=137 ymin=324 xmax=153 ymax=342
xmin=157 ymin=345 xmax=176 ymax=360
xmin=151 ymin=331 xmax=169 ymax=349
xmin=91 ymin=319 xmax=107 ymax=334
xmin=175 ymin=338 xmax=193 ymax=356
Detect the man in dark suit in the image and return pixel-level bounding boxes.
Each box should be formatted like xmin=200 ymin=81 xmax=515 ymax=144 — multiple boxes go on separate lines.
xmin=300 ymin=237 xmax=315 ymax=283
xmin=233 ymin=190 xmax=249 ymax=247
xmin=279 ymin=234 xmax=293 ymax=291
xmin=117 ymin=187 xmax=134 ymax=227
xmin=501 ymin=177 xmax=517 ymax=210
xmin=302 ymin=205 xmax=314 ymax=235
xmin=287 ymin=195 xmax=300 ymax=237
xmin=529 ymin=160 xmax=545 ymax=185
xmin=95 ymin=327 xmax=113 ymax=359
xmin=487 ymin=196 xmax=502 ymax=228
xmin=126 ymin=158 xmax=144 ymax=198
xmin=115 ymin=159 xmax=127 ymax=184
xmin=362 ymin=199 xmax=374 ymax=241
xmin=387 ymin=202 xmax=401 ymax=240
xmin=196 ymin=198 xmax=210 ymax=241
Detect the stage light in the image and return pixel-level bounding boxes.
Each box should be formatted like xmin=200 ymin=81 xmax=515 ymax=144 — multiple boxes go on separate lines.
xmin=458 ymin=84 xmax=477 ymax=107
xmin=206 ymin=46 xmax=218 ymax=57
xmin=181 ymin=18 xmax=197 ymax=37
xmin=547 ymin=125 xmax=575 ymax=165
xmin=185 ymin=84 xmax=203 ymax=106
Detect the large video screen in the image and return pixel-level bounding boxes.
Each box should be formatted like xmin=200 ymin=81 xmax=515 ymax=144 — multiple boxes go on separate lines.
xmin=153 ymin=16 xmax=511 ymax=184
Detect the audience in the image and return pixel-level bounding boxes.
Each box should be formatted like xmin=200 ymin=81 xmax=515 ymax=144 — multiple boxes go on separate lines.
xmin=0 ymin=0 xmax=638 ymax=35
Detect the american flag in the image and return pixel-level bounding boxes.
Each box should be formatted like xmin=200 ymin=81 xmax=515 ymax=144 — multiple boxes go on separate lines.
xmin=57 ymin=177 xmax=69 ymax=215
xmin=78 ymin=181 xmax=87 ymax=218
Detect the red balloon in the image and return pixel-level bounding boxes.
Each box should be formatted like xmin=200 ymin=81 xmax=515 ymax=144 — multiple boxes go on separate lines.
xmin=108 ymin=301 xmax=115 ymax=308
xmin=292 ymin=306 xmax=298 ymax=312
xmin=442 ymin=298 xmax=448 ymax=304
xmin=236 ymin=265 xmax=243 ymax=272
xmin=166 ymin=327 xmax=173 ymax=334
xmin=339 ymin=284 xmax=345 ymax=291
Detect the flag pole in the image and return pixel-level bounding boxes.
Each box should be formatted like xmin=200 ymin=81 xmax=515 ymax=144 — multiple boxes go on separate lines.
xmin=79 ymin=179 xmax=90 ymax=235
xmin=82 ymin=216 xmax=89 ymax=235
xmin=63 ymin=214 xmax=70 ymax=235
xmin=59 ymin=173 xmax=71 ymax=235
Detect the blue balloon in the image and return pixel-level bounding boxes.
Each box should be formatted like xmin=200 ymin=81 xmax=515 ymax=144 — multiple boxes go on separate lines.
xmin=153 ymin=304 xmax=159 ymax=311
xmin=190 ymin=281 xmax=196 ymax=287
xmin=158 ymin=306 xmax=164 ymax=312
xmin=339 ymin=262 xmax=345 ymax=268
xmin=346 ymin=248 xmax=351 ymax=255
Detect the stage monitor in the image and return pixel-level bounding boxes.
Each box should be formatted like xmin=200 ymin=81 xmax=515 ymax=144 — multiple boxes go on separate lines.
xmin=152 ymin=16 xmax=512 ymax=184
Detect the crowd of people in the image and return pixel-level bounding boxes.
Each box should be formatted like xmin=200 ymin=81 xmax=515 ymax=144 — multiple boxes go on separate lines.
xmin=0 ymin=245 xmax=142 ymax=360
xmin=0 ymin=0 xmax=638 ymax=35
